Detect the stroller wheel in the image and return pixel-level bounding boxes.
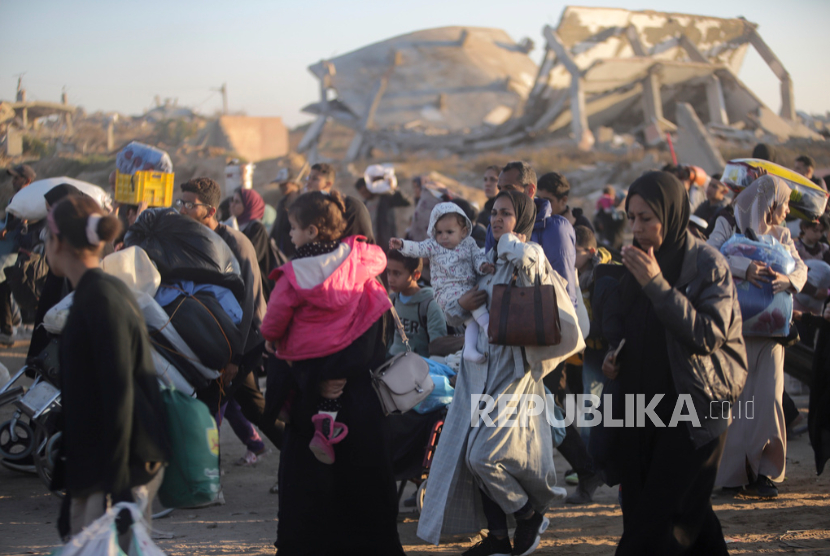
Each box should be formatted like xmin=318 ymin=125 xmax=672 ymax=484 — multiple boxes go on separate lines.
xmin=0 ymin=419 xmax=35 ymax=461
xmin=416 ymin=479 xmax=428 ymax=514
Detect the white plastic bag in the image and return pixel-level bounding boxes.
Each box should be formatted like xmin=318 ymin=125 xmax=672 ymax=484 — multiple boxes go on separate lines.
xmin=56 ymin=502 xmax=166 ymax=556
xmin=102 ymin=247 xmax=162 ymax=297
xmin=7 ymin=178 xmax=112 ymax=221
xmin=363 ymin=164 xmax=397 ymax=194
xmin=43 ymin=292 xmax=75 ymax=334
xmin=151 ymin=349 xmax=195 ymax=396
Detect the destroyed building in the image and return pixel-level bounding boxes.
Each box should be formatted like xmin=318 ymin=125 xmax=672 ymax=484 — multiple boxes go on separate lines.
xmin=188 ymin=115 xmax=289 ymax=163
xmin=298 ymin=7 xmax=824 ymax=163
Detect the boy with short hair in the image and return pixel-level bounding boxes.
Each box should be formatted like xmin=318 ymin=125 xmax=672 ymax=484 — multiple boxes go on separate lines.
xmin=795 ymin=215 xmax=830 ymax=262
xmin=386 ymin=249 xmax=447 ymax=358
xmin=694 ymin=174 xmax=730 ymax=228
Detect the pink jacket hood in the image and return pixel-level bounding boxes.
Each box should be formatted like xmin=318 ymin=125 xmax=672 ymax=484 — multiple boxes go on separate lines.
xmin=262 ymin=236 xmax=391 ymax=360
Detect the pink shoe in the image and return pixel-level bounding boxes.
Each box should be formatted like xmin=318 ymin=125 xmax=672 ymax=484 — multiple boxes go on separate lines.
xmin=309 ymin=414 xmax=349 ymax=464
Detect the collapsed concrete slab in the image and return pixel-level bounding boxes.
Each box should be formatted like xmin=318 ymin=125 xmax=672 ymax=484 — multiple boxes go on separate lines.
xmin=196 ymin=116 xmax=289 ymax=162
xmin=299 ymin=8 xmax=824 ymax=159
xmin=300 ymin=26 xmax=539 ymax=160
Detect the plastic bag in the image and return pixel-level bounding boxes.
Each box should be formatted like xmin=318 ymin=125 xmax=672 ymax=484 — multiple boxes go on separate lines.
xmin=413 ymin=358 xmax=456 ymax=414
xmin=7 ymin=177 xmax=112 ymax=221
xmin=124 ymin=209 xmax=244 ymax=300
xmin=721 ymin=234 xmax=795 ymax=336
xmin=101 ymin=247 xmax=162 ymax=298
xmin=364 ymin=164 xmax=397 ymax=194
xmin=54 ymin=502 xmax=166 ymax=556
xmin=116 ymin=142 xmax=173 ymax=174
xmin=157 ymin=388 xmax=221 ymax=509
xmin=151 ymin=349 xmax=194 ymax=396
xmin=795 ymin=259 xmax=830 ymax=315
xmin=43 ymin=291 xmax=75 ymax=334
xmin=722 ymin=158 xmax=829 ymax=221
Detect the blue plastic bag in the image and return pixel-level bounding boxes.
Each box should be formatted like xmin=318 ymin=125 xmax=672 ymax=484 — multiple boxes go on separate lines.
xmin=720 ymin=234 xmax=795 ymax=336
xmin=413 ymin=358 xmax=456 ymax=414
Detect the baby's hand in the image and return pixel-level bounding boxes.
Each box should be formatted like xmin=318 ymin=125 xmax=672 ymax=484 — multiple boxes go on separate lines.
xmin=480 ymin=263 xmax=495 ymax=275
xmin=389 ymin=238 xmax=404 ymax=250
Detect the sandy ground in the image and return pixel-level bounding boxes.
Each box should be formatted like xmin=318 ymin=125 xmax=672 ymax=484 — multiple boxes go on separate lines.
xmin=1 ymin=339 xmax=828 ymax=556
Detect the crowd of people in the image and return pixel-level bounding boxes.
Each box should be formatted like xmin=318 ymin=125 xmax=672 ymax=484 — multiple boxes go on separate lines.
xmin=2 ymin=142 xmax=829 ymax=555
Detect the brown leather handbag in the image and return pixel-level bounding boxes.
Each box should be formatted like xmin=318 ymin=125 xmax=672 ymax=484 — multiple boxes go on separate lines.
xmin=488 ymin=271 xmax=562 ymax=346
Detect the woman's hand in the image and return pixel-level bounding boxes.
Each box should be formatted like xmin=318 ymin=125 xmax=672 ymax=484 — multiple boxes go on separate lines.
xmin=320 ymin=378 xmax=347 ymax=399
xmin=264 ymin=340 xmax=277 ymax=355
xmin=458 ymin=288 xmax=487 ymax=312
xmin=222 ymin=363 xmax=239 ymax=386
xmin=511 ymin=232 xmax=527 ymax=243
xmin=621 ymin=245 xmax=661 ymax=287
xmin=602 ymin=351 xmax=620 ymax=380
xmin=480 ymin=263 xmax=496 ymax=275
xmin=793 ymin=310 xmax=802 ymax=321
xmin=745 ymin=261 xmax=770 ymax=288
xmin=769 ymin=271 xmax=791 ymax=294
xmin=389 ymin=238 xmax=403 ymax=250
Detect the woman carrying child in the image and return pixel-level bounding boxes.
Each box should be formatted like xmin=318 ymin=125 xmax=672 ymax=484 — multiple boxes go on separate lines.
xmin=417 ymin=191 xmax=559 ymax=556
xmin=260 ymin=191 xmax=405 ymax=555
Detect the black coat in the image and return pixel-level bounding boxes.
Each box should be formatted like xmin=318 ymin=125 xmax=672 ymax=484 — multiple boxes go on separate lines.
xmin=803 ymin=304 xmax=830 ymax=475
xmin=60 ymin=269 xmax=168 ymax=498
xmin=274 ymin=318 xmax=404 ymax=555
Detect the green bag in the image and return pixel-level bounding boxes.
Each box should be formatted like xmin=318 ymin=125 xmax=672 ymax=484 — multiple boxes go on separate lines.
xmin=157 ymin=388 xmax=220 ymax=508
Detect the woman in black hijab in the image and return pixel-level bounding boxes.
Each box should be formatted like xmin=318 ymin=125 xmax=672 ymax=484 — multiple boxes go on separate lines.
xmin=599 ymin=172 xmax=747 ymax=555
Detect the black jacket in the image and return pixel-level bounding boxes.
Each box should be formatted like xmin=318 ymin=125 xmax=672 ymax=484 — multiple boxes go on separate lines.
xmin=606 ymin=236 xmax=748 ymax=448
xmin=803 ymin=304 xmax=830 ymax=474
xmin=60 ymin=269 xmax=168 ymax=498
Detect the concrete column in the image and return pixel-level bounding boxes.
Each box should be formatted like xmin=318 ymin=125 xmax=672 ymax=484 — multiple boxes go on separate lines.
xmin=569 ymin=77 xmax=594 ymax=150
xmin=705 ymin=75 xmax=728 ymax=126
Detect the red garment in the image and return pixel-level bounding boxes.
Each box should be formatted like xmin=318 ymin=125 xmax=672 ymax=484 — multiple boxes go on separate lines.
xmin=261 ymin=236 xmax=391 ymax=360
xmin=236 ymin=188 xmax=266 ymax=226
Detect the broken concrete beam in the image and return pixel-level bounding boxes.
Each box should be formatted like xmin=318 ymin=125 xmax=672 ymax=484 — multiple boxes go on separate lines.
xmin=675 ymin=102 xmax=726 ymax=176
xmin=677 ymin=34 xmax=709 ymax=64
xmin=748 ymin=29 xmax=795 ymax=121
xmin=705 ymin=75 xmax=728 ymax=126
xmin=297 ymin=114 xmax=328 ymax=153
xmin=625 ymin=25 xmax=647 ymax=57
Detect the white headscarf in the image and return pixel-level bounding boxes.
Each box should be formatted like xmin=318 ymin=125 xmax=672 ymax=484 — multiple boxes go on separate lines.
xmin=734 ymin=175 xmax=791 ymax=236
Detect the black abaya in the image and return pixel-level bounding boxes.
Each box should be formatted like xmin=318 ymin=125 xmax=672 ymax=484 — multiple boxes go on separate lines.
xmin=274 ymin=318 xmax=405 ymax=556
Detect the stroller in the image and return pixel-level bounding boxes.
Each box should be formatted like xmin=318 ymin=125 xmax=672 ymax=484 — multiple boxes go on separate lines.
xmin=390 ymin=406 xmax=447 ymax=513
xmin=0 ymin=339 xmax=63 ymax=496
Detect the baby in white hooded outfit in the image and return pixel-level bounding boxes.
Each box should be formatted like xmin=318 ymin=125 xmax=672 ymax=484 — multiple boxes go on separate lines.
xmin=390 ymin=202 xmax=492 ymax=362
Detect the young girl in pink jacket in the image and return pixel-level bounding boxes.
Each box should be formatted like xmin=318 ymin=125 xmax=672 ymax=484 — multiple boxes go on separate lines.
xmin=261 ymin=191 xmax=391 ymax=464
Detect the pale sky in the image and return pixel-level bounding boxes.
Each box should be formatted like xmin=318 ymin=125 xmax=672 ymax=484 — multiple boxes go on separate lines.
xmin=2 ymin=0 xmax=828 ymax=128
